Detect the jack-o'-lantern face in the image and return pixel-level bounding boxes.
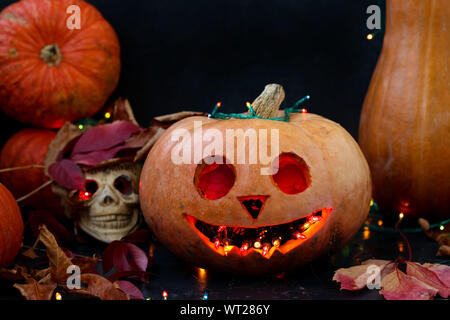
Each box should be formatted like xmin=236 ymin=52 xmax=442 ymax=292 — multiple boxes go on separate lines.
xmin=140 ymin=112 xmax=371 ymax=275
xmin=187 ymin=153 xmax=332 ymax=259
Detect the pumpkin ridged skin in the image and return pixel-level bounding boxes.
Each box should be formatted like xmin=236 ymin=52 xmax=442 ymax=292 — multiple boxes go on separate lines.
xmin=140 ymin=114 xmax=371 ymax=275
xmin=359 ymin=1 xmax=450 ymax=217
xmin=0 ymin=183 xmax=23 ymax=267
xmin=0 ymin=0 xmax=121 ymax=128
xmin=0 ymin=129 xmax=61 ymax=211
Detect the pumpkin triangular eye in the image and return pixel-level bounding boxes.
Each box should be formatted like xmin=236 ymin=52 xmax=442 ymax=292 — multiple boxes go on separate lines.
xmin=272 ymin=153 xmax=311 ymax=194
xmin=194 ymin=157 xmax=235 ymax=200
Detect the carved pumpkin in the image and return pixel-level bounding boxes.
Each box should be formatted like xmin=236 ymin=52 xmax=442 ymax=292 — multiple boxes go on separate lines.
xmin=0 ymin=129 xmax=61 ymax=211
xmin=0 ymin=183 xmax=23 ymax=267
xmin=359 ymin=1 xmax=450 ymax=217
xmin=140 ymin=85 xmax=371 ymax=274
xmin=0 ymin=0 xmax=121 ymax=128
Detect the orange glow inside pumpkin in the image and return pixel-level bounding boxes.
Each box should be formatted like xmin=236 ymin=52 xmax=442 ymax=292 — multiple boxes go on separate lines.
xmin=272 ymin=153 xmax=311 ymax=194
xmin=194 ymin=158 xmax=235 ymax=200
xmin=185 ymin=208 xmax=333 ymax=259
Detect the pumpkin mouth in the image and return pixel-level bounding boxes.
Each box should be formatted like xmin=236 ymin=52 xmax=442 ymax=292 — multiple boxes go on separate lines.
xmin=185 ymin=208 xmax=332 ymax=259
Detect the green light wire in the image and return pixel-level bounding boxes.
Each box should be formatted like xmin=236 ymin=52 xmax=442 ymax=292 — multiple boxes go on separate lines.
xmin=210 ymin=95 xmax=311 ymax=122
xmin=364 ymin=219 xmax=450 ymax=234
xmin=364 ymin=204 xmax=450 ymax=234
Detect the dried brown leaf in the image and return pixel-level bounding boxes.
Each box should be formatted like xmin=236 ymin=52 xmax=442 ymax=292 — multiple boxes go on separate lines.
xmin=14 ymin=278 xmax=57 ymax=300
xmin=0 ymin=265 xmax=30 ymax=281
xmin=113 ymin=98 xmax=139 ymax=125
xmin=67 ymin=273 xmax=129 ymax=300
xmin=37 ymin=225 xmax=72 ymax=284
xmin=22 ymin=247 xmax=38 ymax=259
xmin=152 ymin=111 xmax=207 ymax=129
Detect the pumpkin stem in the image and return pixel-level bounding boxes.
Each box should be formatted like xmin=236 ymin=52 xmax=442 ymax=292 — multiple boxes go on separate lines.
xmin=40 ymin=44 xmax=62 ymax=67
xmin=251 ymin=84 xmax=285 ymax=119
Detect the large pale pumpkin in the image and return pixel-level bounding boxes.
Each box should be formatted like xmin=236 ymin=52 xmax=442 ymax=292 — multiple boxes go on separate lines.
xmin=0 ymin=183 xmax=23 ymax=267
xmin=359 ymin=1 xmax=450 ymax=217
xmin=0 ymin=129 xmax=61 ymax=211
xmin=140 ymin=85 xmax=371 ymax=275
xmin=0 ymin=0 xmax=120 ymax=128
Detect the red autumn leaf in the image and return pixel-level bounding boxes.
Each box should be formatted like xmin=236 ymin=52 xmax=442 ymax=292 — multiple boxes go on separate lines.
xmin=422 ymin=263 xmax=450 ymax=287
xmin=333 ymin=259 xmax=450 ymax=300
xmin=70 ymin=121 xmax=141 ymax=156
xmin=102 ymin=241 xmax=148 ymax=275
xmin=48 ymin=159 xmax=85 ymax=190
xmin=70 ymin=144 xmax=131 ymax=166
xmin=406 ymin=262 xmax=450 ymax=298
xmin=380 ymin=268 xmax=438 ymax=300
xmin=115 ymin=281 xmax=145 ymax=300
xmin=332 ymin=259 xmax=390 ymax=291
xmin=121 ymin=229 xmax=152 ymax=244
xmin=107 ymin=270 xmax=151 ymax=283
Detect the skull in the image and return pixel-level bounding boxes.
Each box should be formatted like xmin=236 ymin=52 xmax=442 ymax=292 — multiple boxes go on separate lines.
xmin=55 ymin=162 xmax=141 ymax=243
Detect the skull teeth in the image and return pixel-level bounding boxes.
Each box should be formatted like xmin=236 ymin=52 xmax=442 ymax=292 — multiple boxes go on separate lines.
xmin=89 ymin=214 xmax=132 ymax=229
xmin=90 ymin=214 xmax=131 ymax=222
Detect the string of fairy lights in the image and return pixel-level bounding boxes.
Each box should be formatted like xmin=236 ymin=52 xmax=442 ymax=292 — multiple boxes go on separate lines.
xmin=209 ymin=95 xmax=310 ymax=121
xmin=365 ymin=199 xmax=449 ymax=234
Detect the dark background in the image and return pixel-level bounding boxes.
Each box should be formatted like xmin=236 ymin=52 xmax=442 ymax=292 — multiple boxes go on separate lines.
xmin=0 ymin=0 xmax=384 ymax=146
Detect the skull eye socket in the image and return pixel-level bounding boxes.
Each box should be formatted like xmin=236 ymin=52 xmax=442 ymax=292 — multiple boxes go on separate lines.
xmin=194 ymin=156 xmax=236 ymax=200
xmin=114 ymin=175 xmax=133 ymax=195
xmin=77 ymin=180 xmax=98 ymax=201
xmin=272 ymin=153 xmax=311 ymax=194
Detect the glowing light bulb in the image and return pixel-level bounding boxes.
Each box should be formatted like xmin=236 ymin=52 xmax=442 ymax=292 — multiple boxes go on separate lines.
xmin=104 ymin=112 xmax=111 ymax=119
xmin=440 ymin=225 xmax=445 ymax=231
xmin=377 ymin=220 xmax=383 ymax=227
xmin=367 ymin=33 xmax=374 ymax=40
xmin=216 ymin=102 xmax=222 ymax=108
xmin=203 ymin=292 xmax=209 ymax=300
xmin=246 ymin=102 xmax=252 ymax=109
xmin=253 ymin=240 xmax=262 ymax=249
xmin=78 ymin=191 xmax=92 ymax=201
xmin=162 ymin=291 xmax=168 ymax=300
xmin=78 ymin=124 xmax=84 ymax=130
xmin=309 ymin=216 xmax=322 ymax=223
xmin=370 ymin=199 xmax=374 ymax=207
xmin=223 ymin=239 xmax=232 ymax=254
xmin=294 ymin=231 xmax=306 ymax=240
xmin=399 ymin=212 xmax=404 ymax=220
xmin=301 ymin=108 xmax=307 ymax=114
xmin=146 ymin=297 xmax=152 ymax=300
xmin=261 ymin=243 xmax=271 ymax=257
xmin=55 ymin=292 xmax=62 ymax=300
xmin=240 ymin=242 xmax=250 ymax=252
xmin=213 ymin=237 xmax=221 ymax=249
xmin=272 ymin=237 xmax=281 ymax=247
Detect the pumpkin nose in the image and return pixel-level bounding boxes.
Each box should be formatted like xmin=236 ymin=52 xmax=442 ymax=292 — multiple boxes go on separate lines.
xmin=238 ymin=195 xmax=269 ymax=219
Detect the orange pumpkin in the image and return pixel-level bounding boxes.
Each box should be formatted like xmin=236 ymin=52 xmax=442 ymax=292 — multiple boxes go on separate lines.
xmin=0 ymin=129 xmax=61 ymax=211
xmin=0 ymin=183 xmax=23 ymax=267
xmin=0 ymin=0 xmax=121 ymax=128
xmin=140 ymin=85 xmax=371 ymax=274
xmin=359 ymin=1 xmax=450 ymax=217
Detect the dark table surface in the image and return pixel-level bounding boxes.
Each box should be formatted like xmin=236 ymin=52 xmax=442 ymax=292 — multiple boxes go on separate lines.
xmin=1 ymin=211 xmax=448 ymax=301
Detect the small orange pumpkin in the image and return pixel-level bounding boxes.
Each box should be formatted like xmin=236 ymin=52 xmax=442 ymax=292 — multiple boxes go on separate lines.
xmin=140 ymin=85 xmax=371 ymax=274
xmin=0 ymin=183 xmax=23 ymax=267
xmin=0 ymin=129 xmax=61 ymax=211
xmin=0 ymin=0 xmax=121 ymax=128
